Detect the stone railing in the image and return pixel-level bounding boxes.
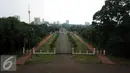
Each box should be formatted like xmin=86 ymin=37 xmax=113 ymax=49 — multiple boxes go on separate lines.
xmin=23 ymin=48 xmax=56 ymax=55
xmin=72 ymin=48 xmax=106 ymax=55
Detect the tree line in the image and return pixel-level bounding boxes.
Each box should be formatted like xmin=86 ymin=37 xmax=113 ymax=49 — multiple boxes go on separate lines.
xmin=0 ymin=17 xmax=60 ymax=55
xmin=69 ymin=0 xmax=130 ymax=58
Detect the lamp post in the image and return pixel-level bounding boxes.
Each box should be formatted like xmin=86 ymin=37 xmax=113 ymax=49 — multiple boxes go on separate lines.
xmin=28 ymin=4 xmax=31 ymax=24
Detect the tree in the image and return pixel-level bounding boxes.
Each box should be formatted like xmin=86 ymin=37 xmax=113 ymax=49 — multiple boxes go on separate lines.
xmin=0 ymin=17 xmax=59 ymax=55
xmin=91 ymin=0 xmax=130 ymax=57
xmin=68 ymin=0 xmax=130 ymax=58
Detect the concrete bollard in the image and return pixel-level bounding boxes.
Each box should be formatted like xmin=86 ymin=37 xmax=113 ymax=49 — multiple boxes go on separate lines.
xmin=94 ymin=48 xmax=95 ymax=51
xmin=103 ymin=50 xmax=106 ymax=55
xmin=23 ymin=47 xmax=25 ymax=54
xmin=93 ymin=48 xmax=96 ymax=54
xmin=33 ymin=48 xmax=35 ymax=54
xmin=54 ymin=48 xmax=56 ymax=54
xmin=40 ymin=50 xmax=42 ymax=54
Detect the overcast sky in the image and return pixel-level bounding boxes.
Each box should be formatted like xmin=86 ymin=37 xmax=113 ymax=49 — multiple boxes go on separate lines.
xmin=0 ymin=0 xmax=105 ymax=24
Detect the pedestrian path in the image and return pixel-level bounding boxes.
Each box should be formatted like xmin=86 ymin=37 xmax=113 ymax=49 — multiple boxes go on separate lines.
xmin=16 ymin=34 xmax=52 ymax=65
xmin=1 ymin=30 xmax=130 ymax=73
xmin=73 ymin=34 xmax=115 ymax=64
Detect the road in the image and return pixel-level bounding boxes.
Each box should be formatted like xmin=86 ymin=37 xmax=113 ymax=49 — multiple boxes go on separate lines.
xmin=56 ymin=28 xmax=71 ymax=54
xmin=1 ymin=28 xmax=130 ymax=73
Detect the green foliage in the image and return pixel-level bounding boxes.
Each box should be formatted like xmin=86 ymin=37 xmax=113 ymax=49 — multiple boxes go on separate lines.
xmin=26 ymin=54 xmax=55 ymax=64
xmin=91 ymin=0 xmax=130 ymax=58
xmin=68 ymin=0 xmax=130 ymax=58
xmin=49 ymin=33 xmax=59 ymax=48
xmin=48 ymin=24 xmax=60 ymax=33
xmin=67 ymin=33 xmax=77 ymax=48
xmin=61 ymin=24 xmax=71 ymax=30
xmin=0 ymin=17 xmax=59 ymax=55
xmin=73 ymin=55 xmax=100 ymax=63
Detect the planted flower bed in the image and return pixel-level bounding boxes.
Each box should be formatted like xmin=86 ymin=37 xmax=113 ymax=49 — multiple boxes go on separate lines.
xmin=67 ymin=33 xmax=77 ymax=48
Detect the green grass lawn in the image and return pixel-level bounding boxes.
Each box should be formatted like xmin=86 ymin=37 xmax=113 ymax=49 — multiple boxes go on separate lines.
xmin=37 ymin=34 xmax=57 ymax=52
xmin=26 ymin=34 xmax=57 ymax=64
xmin=78 ymin=35 xmax=98 ymax=49
xmin=70 ymin=34 xmax=100 ymax=64
xmin=72 ymin=55 xmax=100 ymax=64
xmin=77 ymin=35 xmax=130 ymax=65
xmin=26 ymin=54 xmax=55 ymax=64
xmin=108 ymin=56 xmax=130 ymax=65
xmin=71 ymin=34 xmax=89 ymax=52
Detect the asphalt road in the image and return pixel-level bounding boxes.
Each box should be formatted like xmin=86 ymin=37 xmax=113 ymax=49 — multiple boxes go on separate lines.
xmin=1 ymin=57 xmax=130 ymax=73
xmin=1 ymin=28 xmax=130 ymax=73
xmin=56 ymin=28 xmax=71 ymax=54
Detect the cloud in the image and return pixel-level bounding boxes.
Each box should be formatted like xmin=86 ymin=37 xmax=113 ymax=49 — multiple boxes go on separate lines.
xmin=0 ymin=0 xmax=105 ymax=24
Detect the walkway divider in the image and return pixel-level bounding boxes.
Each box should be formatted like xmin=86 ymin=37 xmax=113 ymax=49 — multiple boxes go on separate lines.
xmin=72 ymin=48 xmax=106 ymax=55
xmin=31 ymin=48 xmax=56 ymax=55
xmin=72 ymin=48 xmax=95 ymax=55
xmin=72 ymin=33 xmax=116 ymax=64
xmin=16 ymin=34 xmax=53 ymax=65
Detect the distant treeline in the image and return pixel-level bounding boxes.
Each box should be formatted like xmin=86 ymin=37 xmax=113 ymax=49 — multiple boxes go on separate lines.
xmin=0 ymin=17 xmax=60 ymax=55
xmin=69 ymin=0 xmax=130 ymax=58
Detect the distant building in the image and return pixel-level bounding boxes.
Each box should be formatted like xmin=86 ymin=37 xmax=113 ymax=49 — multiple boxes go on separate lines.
xmin=30 ymin=21 xmax=35 ymax=25
xmin=44 ymin=21 xmax=50 ymax=26
xmin=85 ymin=22 xmax=90 ymax=25
xmin=57 ymin=21 xmax=59 ymax=24
xmin=53 ymin=22 xmax=56 ymax=24
xmin=13 ymin=15 xmax=20 ymax=20
xmin=34 ymin=17 xmax=41 ymax=25
xmin=41 ymin=18 xmax=44 ymax=24
xmin=66 ymin=20 xmax=69 ymax=24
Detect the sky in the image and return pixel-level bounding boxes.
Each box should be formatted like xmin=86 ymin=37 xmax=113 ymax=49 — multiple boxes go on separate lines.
xmin=0 ymin=0 xmax=105 ymax=24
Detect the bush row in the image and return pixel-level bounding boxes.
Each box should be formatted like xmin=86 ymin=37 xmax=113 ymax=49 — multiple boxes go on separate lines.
xmin=67 ymin=33 xmax=77 ymax=48
xmin=50 ymin=33 xmax=59 ymax=48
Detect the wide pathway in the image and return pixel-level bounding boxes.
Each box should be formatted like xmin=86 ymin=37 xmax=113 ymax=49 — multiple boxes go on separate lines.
xmin=16 ymin=34 xmax=52 ymax=64
xmin=56 ymin=28 xmax=71 ymax=54
xmin=73 ymin=33 xmax=115 ymax=64
xmin=1 ymin=29 xmax=130 ymax=73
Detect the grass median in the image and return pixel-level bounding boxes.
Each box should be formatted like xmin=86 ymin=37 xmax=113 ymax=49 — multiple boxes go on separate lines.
xmin=26 ymin=34 xmax=58 ymax=64
xmin=70 ymin=34 xmax=89 ymax=52
xmin=72 ymin=55 xmax=100 ymax=64
xmin=69 ymin=34 xmax=100 ymax=63
xmin=26 ymin=54 xmax=55 ymax=64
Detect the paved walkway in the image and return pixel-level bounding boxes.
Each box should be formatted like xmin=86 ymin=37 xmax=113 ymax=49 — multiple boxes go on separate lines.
xmin=56 ymin=28 xmax=71 ymax=54
xmin=16 ymin=34 xmax=52 ymax=64
xmin=4 ymin=57 xmax=129 ymax=73
xmin=73 ymin=34 xmax=115 ymax=64
xmin=2 ymin=29 xmax=130 ymax=73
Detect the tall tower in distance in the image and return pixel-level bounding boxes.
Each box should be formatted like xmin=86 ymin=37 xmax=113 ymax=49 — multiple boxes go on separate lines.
xmin=28 ymin=4 xmax=31 ymax=24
